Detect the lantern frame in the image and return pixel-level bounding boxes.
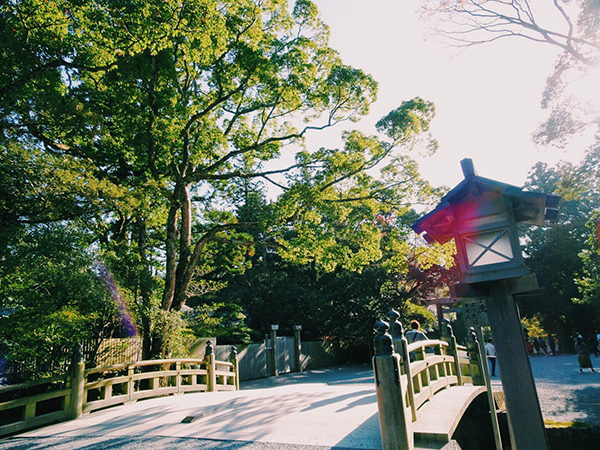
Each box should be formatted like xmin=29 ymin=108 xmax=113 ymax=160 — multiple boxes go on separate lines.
xmin=412 ymin=159 xmax=560 ymax=284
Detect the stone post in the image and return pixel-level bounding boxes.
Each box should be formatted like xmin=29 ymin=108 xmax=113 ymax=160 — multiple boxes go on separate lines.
xmin=373 ymin=320 xmax=413 ymax=450
xmin=205 ymin=340 xmax=216 ymax=392
xmin=230 ymin=345 xmax=240 ymax=390
xmin=293 ymin=325 xmax=303 ymax=372
xmin=68 ymin=343 xmax=85 ymax=420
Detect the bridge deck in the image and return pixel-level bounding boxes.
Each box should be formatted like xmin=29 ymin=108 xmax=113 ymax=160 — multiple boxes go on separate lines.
xmin=413 ymin=385 xmax=487 ymax=442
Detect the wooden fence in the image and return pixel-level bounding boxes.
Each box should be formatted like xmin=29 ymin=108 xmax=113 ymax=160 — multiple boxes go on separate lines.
xmin=0 ymin=341 xmax=237 ymax=438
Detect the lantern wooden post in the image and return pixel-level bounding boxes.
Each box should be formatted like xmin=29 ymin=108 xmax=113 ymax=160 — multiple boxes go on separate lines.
xmin=485 ymin=279 xmax=548 ymax=450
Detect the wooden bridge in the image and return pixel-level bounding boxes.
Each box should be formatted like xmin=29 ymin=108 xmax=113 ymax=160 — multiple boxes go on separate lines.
xmin=2 ymin=326 xmax=504 ymax=449
xmin=0 ymin=340 xmax=238 ymax=438
xmin=373 ymin=315 xmax=505 ymax=450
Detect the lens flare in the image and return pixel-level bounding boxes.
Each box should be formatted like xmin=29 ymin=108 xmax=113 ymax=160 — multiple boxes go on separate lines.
xmin=93 ymin=262 xmax=137 ymax=337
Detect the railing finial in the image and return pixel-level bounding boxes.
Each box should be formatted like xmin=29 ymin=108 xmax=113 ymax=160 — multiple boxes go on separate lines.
xmin=72 ymin=342 xmax=83 ymax=365
xmin=374 ymin=320 xmax=393 ymax=356
xmin=442 ymin=318 xmax=454 ymax=339
xmin=387 ymin=309 xmax=404 ymax=339
xmin=205 ymin=339 xmax=214 ymax=357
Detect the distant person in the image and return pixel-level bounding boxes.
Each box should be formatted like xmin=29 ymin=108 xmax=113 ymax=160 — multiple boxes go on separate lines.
xmin=548 ymin=336 xmax=557 ymax=356
xmin=405 ymin=320 xmax=427 ymax=344
xmin=526 ymin=338 xmax=534 ymax=356
xmin=485 ymin=339 xmax=497 ymax=376
xmin=575 ymin=335 xmax=595 ymax=373
xmin=533 ymin=337 xmax=542 ymax=355
xmin=538 ymin=337 xmax=547 ymax=355
xmin=596 ymin=331 xmax=600 ymax=357
xmin=405 ymin=320 xmax=427 ymax=361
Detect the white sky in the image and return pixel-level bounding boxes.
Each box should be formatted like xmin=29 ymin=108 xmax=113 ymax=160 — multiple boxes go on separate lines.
xmin=298 ymin=0 xmax=590 ymax=190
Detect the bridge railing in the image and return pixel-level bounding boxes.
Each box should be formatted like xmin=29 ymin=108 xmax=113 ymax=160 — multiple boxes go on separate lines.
xmin=0 ymin=340 xmax=237 ymax=438
xmin=373 ymin=314 xmax=489 ymax=450
xmin=406 ymin=339 xmax=463 ymax=413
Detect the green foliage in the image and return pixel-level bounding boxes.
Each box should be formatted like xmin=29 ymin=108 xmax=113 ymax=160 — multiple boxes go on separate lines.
xmin=274 ymin=99 xmax=443 ymax=274
xmin=576 ymin=210 xmax=600 ymax=311
xmin=520 ymin=152 xmax=600 ymax=344
xmin=1 ymin=0 xmax=448 ymax=367
xmin=185 ymin=302 xmax=257 ymax=345
xmin=0 ymin=225 xmax=120 ymax=381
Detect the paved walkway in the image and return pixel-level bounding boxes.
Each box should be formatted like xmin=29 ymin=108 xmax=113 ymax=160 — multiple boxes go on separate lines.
xmin=2 ymin=365 xmax=381 ymax=450
xmin=1 ymin=355 xmax=599 ymax=449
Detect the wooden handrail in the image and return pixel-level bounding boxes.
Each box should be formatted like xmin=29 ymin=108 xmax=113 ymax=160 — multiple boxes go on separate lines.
xmin=0 ymin=354 xmax=238 ymax=439
xmin=0 ymin=374 xmax=68 ymax=394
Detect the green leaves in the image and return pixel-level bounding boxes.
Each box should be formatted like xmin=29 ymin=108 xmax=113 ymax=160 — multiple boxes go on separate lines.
xmin=272 ymin=99 xmax=442 ymax=274
xmin=0 ymin=224 xmax=122 ymax=380
xmin=376 ymin=97 xmax=438 ymax=154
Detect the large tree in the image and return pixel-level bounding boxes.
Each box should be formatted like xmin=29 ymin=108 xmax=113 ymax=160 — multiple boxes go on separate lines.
xmin=3 ymin=1 xmax=455 ymax=360
xmin=2 ymin=0 xmax=380 ymax=358
xmin=195 ymin=100 xmax=454 ymax=353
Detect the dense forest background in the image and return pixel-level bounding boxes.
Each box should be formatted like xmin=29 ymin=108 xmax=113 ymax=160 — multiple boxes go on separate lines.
xmin=1 ymin=0 xmax=599 ymax=382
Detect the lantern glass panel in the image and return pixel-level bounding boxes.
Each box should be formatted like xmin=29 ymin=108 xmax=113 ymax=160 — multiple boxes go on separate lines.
xmin=463 ymin=229 xmax=513 ymax=267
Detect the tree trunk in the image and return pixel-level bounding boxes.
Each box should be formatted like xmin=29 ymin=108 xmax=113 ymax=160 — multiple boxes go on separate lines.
xmin=162 ymin=193 xmax=180 ymax=311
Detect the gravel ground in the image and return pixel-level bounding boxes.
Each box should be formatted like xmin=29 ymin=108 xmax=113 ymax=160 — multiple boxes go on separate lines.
xmin=526 ymin=354 xmax=600 ymax=425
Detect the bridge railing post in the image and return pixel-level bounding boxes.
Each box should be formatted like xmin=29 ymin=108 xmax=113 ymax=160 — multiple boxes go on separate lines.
xmin=467 ymin=327 xmax=485 ymax=386
xmin=68 ymin=343 xmax=85 ymax=420
xmin=205 ymin=340 xmax=216 ymax=392
xmin=230 ymin=345 xmax=240 ymax=390
xmin=441 ymin=319 xmax=463 ymax=386
xmin=373 ymin=319 xmax=413 ymax=450
xmin=387 ymin=310 xmax=417 ymax=421
xmin=474 ymin=327 xmax=503 ymax=450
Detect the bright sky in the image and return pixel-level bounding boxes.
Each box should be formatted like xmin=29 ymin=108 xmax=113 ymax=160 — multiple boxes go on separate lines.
xmin=300 ymin=0 xmax=590 ymax=190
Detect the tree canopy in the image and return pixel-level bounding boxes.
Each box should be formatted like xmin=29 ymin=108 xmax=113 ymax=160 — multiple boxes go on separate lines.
xmin=1 ymin=0 xmax=449 ymax=366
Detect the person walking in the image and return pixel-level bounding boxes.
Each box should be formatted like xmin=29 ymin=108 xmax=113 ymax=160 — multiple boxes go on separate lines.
xmin=575 ymin=335 xmax=595 ymax=373
xmin=405 ymin=320 xmax=427 ymax=343
xmin=485 ymin=339 xmax=497 ymax=376
xmin=526 ymin=338 xmax=534 ymax=356
xmin=405 ymin=320 xmax=427 ymax=361
xmin=548 ymin=336 xmax=557 ymax=356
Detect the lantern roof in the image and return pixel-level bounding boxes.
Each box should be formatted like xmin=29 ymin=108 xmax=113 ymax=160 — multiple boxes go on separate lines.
xmin=412 ymin=159 xmax=561 ymax=245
